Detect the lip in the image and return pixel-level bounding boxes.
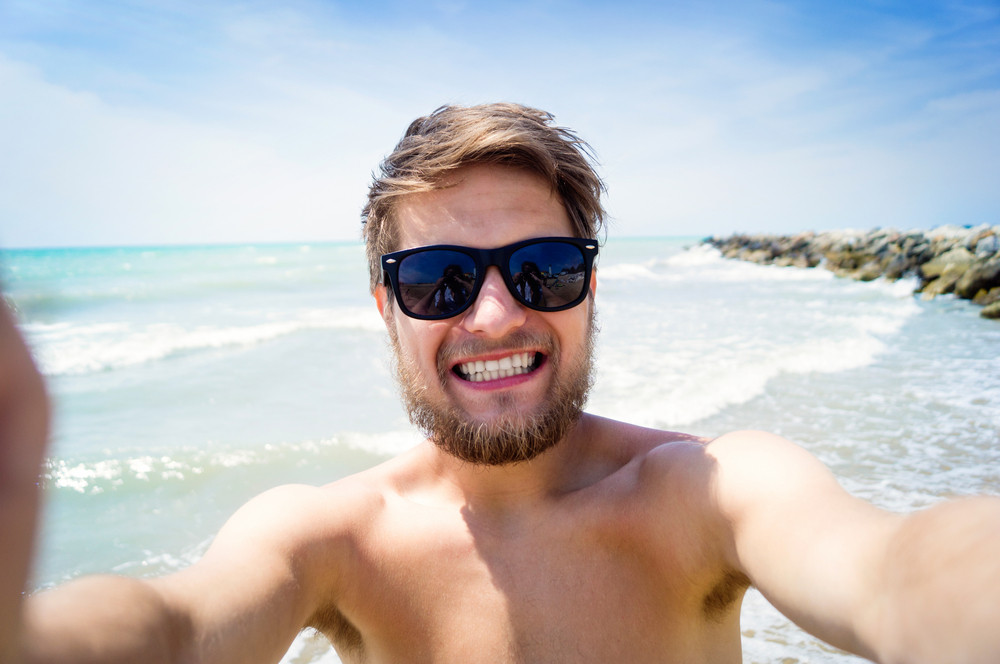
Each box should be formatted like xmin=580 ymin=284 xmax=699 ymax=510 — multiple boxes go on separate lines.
xmin=449 ymin=350 xmax=547 ymax=390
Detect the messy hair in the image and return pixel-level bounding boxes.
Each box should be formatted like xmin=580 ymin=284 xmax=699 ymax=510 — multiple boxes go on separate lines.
xmin=361 ymin=103 xmax=607 ymax=292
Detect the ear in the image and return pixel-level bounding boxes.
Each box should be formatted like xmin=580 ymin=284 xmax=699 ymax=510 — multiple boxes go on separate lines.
xmin=374 ymin=286 xmax=389 ymax=321
xmin=589 ymin=269 xmax=597 ymax=297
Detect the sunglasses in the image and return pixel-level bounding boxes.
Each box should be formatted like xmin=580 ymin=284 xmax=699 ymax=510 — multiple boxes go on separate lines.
xmin=381 ymin=236 xmax=599 ymax=320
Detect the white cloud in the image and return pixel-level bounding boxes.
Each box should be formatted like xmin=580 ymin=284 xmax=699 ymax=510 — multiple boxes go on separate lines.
xmin=0 ymin=55 xmax=393 ymax=247
xmin=1 ymin=1 xmax=998 ymax=246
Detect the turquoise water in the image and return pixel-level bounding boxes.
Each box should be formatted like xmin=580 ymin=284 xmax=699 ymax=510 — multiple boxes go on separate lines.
xmin=3 ymin=237 xmax=999 ymax=663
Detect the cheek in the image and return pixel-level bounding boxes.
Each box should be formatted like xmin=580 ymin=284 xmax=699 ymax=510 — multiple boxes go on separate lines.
xmin=395 ymin=317 xmax=451 ymax=369
xmin=554 ymin=308 xmax=590 ymax=342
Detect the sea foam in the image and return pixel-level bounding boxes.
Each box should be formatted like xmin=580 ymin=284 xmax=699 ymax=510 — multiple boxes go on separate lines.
xmin=26 ymin=306 xmax=384 ymax=376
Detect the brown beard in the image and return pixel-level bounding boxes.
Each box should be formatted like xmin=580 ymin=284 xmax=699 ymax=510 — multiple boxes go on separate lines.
xmin=386 ymin=303 xmax=597 ymax=466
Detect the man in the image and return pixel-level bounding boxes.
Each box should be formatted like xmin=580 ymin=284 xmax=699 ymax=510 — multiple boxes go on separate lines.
xmin=3 ymin=103 xmax=1000 ymax=663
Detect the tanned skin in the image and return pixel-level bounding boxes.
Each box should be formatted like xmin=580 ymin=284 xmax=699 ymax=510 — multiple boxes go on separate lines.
xmin=4 ymin=166 xmax=1000 ymax=663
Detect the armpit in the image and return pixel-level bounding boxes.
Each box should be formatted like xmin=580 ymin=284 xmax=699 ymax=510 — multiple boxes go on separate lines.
xmin=309 ymin=603 xmax=364 ymax=658
xmin=702 ymin=570 xmax=751 ymax=622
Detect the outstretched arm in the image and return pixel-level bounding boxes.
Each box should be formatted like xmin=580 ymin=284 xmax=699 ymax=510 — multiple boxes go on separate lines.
xmin=708 ymin=430 xmax=1000 ymax=664
xmin=20 ymin=482 xmax=340 ymax=664
xmin=0 ymin=299 xmax=51 ymax=662
xmin=0 ymin=298 xmax=345 ymax=663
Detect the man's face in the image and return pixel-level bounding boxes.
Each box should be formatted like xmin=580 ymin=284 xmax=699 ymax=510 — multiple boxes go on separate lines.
xmin=376 ymin=164 xmax=597 ymax=465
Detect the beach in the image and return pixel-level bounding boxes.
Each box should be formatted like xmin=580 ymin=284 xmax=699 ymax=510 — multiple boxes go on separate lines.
xmin=3 ymin=237 xmax=998 ymax=663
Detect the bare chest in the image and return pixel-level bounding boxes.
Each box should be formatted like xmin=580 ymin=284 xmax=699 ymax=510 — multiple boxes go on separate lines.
xmin=321 ymin=495 xmax=745 ymax=663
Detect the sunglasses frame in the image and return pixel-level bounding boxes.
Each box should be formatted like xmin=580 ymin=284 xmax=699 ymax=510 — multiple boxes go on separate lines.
xmin=381 ymin=236 xmax=599 ymax=320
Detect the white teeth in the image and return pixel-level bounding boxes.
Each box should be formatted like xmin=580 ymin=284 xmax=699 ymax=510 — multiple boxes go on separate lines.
xmin=457 ymin=352 xmax=537 ymax=382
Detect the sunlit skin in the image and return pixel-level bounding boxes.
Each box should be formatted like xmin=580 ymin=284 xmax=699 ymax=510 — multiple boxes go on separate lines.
xmin=343 ymin=164 xmax=751 ymax=662
xmin=375 ymin=164 xmax=594 ymax=431
xmin=7 ymin=164 xmax=1000 ymax=664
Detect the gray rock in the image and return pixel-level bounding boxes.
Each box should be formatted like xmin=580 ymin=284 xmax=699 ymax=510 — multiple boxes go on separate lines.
xmin=982 ymin=301 xmax=1000 ymax=320
xmin=973 ymin=287 xmax=1000 ymax=307
xmin=921 ymin=272 xmax=963 ymax=299
xmin=919 ymin=247 xmax=976 ymax=280
xmin=955 ymin=259 xmax=1000 ymax=299
xmin=975 ymin=234 xmax=999 ymax=258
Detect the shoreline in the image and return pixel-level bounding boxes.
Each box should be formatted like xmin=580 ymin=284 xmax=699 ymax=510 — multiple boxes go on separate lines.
xmin=704 ymin=225 xmax=1000 ymax=320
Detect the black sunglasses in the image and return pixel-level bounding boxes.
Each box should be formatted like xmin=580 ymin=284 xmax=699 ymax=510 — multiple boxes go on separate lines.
xmin=381 ymin=236 xmax=599 ymax=320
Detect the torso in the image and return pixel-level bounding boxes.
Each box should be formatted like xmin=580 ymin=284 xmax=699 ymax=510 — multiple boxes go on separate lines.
xmin=306 ymin=415 xmax=749 ymax=663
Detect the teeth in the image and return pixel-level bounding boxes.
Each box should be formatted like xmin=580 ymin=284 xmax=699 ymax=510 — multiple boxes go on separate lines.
xmin=458 ymin=352 xmax=536 ymax=382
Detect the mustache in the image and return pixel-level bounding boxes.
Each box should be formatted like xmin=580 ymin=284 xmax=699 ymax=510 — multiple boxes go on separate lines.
xmin=437 ymin=329 xmax=557 ymax=370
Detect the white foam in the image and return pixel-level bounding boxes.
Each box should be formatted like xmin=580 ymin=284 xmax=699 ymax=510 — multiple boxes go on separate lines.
xmin=28 ymin=306 xmax=384 ymax=376
xmin=593 ymin=306 xmax=907 ymax=429
xmin=662 ymin=243 xmax=722 ymax=266
xmin=597 ymin=260 xmax=662 ymax=281
xmin=43 ymin=434 xmax=410 ymax=495
xmin=280 ymin=631 xmax=341 ymax=663
xmin=609 ymin=245 xmax=838 ymax=285
xmin=339 ymin=430 xmax=423 ymax=457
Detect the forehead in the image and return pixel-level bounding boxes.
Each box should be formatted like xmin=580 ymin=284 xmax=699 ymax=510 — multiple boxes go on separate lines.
xmin=394 ymin=164 xmax=574 ymax=250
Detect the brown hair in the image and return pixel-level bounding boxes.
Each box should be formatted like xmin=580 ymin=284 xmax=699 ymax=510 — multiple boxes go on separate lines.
xmin=361 ymin=103 xmax=607 ymax=292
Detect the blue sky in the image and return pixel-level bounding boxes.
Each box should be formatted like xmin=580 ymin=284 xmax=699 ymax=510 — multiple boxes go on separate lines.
xmin=1 ymin=0 xmax=998 ymax=247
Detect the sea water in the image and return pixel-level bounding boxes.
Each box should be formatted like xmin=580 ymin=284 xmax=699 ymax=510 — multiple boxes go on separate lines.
xmin=3 ymin=237 xmax=998 ymax=663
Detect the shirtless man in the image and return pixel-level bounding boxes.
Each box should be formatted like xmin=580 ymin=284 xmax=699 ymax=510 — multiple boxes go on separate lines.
xmin=3 ymin=103 xmax=1000 ymax=663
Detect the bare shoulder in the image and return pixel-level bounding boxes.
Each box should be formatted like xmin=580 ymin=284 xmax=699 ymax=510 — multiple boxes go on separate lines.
xmin=216 ymin=469 xmax=390 ymax=542
xmin=580 ymin=414 xmax=724 ymax=523
xmin=578 ymin=419 xmax=832 ymax=500
xmin=703 ymin=430 xmax=846 ymax=502
xmin=706 ymin=428 xmax=813 ymax=460
xmin=179 ymin=453 xmax=420 ymax=598
xmin=582 ymin=418 xmax=754 ymax=616
xmin=580 ymin=413 xmax=709 ymax=468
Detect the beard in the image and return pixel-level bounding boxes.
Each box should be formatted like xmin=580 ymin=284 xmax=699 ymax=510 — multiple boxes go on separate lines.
xmin=387 ymin=304 xmax=597 ymax=466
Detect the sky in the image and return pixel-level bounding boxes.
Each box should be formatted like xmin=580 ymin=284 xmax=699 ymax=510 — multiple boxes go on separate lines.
xmin=0 ymin=0 xmax=998 ymax=248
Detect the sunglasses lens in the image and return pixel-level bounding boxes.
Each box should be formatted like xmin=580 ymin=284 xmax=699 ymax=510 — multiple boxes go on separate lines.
xmin=508 ymin=241 xmax=588 ymax=310
xmin=397 ymin=249 xmax=477 ymax=318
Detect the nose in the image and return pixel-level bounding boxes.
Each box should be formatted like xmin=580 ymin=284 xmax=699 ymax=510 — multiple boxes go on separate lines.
xmin=461 ymin=266 xmax=528 ymax=337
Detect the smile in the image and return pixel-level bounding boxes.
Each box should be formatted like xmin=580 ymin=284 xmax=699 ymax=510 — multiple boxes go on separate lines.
xmin=454 ymin=352 xmax=540 ymax=382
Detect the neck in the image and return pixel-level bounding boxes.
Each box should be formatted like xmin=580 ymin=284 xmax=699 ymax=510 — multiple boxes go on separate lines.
xmin=427 ymin=413 xmax=598 ymax=511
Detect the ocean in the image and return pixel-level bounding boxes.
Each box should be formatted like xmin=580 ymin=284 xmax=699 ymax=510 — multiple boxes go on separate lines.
xmin=3 ymin=237 xmax=998 ymax=663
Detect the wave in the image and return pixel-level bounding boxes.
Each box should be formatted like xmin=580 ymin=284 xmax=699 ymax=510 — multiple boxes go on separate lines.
xmin=600 ymin=244 xmax=838 ymax=285
xmin=24 ymin=306 xmax=385 ymax=376
xmin=595 ymin=331 xmax=893 ymax=429
xmin=44 ymin=430 xmax=421 ymax=495
xmin=591 ymin=248 xmax=921 ymax=428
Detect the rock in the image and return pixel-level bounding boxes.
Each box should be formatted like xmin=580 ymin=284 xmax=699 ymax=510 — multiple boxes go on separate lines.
xmin=954 ymin=259 xmax=1000 ymax=299
xmin=930 ymin=224 xmax=976 ymax=240
xmin=919 ymin=247 xmax=976 ymax=280
xmin=974 ymin=287 xmax=1000 ymax=306
xmin=703 ymin=225 xmax=1000 ymax=322
xmin=854 ymin=261 xmax=885 ymax=282
xmin=982 ymin=302 xmax=1000 ymax=320
xmin=963 ymin=224 xmax=993 ymax=251
xmin=883 ymin=253 xmax=917 ymax=281
xmin=975 ymin=233 xmax=999 ymax=258
xmin=921 ymin=272 xmax=963 ymax=299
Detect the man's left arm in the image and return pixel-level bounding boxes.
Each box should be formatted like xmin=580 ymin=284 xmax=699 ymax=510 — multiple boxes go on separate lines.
xmin=707 ymin=430 xmax=1000 ymax=664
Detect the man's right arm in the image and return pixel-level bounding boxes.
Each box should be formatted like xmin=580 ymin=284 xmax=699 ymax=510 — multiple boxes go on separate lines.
xmin=21 ymin=482 xmax=346 ymax=664
xmin=1 ymin=298 xmax=351 ymax=663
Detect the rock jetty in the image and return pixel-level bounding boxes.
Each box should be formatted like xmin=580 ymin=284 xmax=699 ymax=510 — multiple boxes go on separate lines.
xmin=704 ymin=225 xmax=1000 ymax=320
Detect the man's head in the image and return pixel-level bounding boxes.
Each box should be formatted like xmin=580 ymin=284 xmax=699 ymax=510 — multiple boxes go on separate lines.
xmin=362 ymin=103 xmax=606 ymax=292
xmin=363 ymin=104 xmax=606 ymax=466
